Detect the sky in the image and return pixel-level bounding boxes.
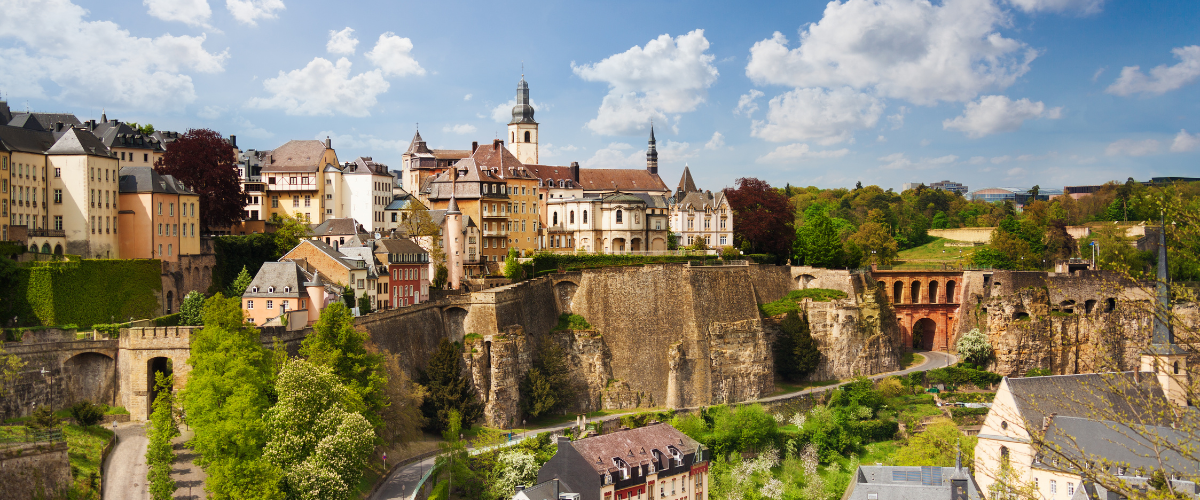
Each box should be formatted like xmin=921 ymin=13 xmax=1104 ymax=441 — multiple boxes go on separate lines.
xmin=1 ymin=0 xmax=1197 ymax=194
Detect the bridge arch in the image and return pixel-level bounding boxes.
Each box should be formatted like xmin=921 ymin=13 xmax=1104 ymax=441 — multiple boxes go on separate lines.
xmin=444 ymin=306 xmax=469 ymax=343
xmin=63 ymin=352 xmax=116 ymax=406
xmin=929 ymin=281 xmax=940 ymax=304
xmin=554 ymin=280 xmax=580 ymax=314
xmin=913 ymin=318 xmax=937 ymax=351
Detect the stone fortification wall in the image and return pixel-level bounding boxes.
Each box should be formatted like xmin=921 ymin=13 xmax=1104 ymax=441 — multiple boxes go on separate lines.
xmin=0 ymin=442 xmax=73 ymax=500
xmin=750 ymin=264 xmax=796 ymax=303
xmin=354 ymin=301 xmax=449 ymax=377
xmin=1 ymin=339 xmax=118 ymax=420
xmin=928 ymin=227 xmax=995 ymax=243
xmin=118 ymin=326 xmax=195 ymax=420
xmin=790 ymin=267 xmax=858 ymax=296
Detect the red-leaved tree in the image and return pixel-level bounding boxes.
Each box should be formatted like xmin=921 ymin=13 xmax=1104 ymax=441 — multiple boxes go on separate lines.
xmin=154 ymin=129 xmax=245 ymax=231
xmin=724 ymin=177 xmax=795 ymax=262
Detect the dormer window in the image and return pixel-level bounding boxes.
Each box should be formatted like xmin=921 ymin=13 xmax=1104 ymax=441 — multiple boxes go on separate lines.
xmin=267 ymin=286 xmax=275 ymax=293
xmin=251 ymin=286 xmax=258 ymax=293
xmin=283 ymin=286 xmax=291 ymax=293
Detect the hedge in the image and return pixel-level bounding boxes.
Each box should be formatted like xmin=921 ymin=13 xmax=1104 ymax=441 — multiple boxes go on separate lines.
xmin=847 ymin=419 xmax=900 ymax=442
xmin=917 ymin=365 xmax=1003 ymax=389
xmin=528 ymin=253 xmax=694 ymax=273
xmin=10 ymin=259 xmax=162 ymax=329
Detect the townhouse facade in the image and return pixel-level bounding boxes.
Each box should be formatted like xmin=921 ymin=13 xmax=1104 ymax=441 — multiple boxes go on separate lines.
xmin=669 ymin=167 xmax=733 ymax=249
xmin=376 ymin=238 xmax=430 ymax=308
xmin=545 ymin=192 xmax=670 ymax=253
xmin=279 ymin=239 xmax=375 ymax=308
xmin=241 ymin=261 xmax=342 ymax=327
xmin=117 ymin=166 xmax=201 ymax=261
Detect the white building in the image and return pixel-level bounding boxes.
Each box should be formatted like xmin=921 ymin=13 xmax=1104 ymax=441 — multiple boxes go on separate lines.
xmin=340 ymin=156 xmax=394 ymax=232
xmin=545 ymin=192 xmax=670 ymax=253
xmin=669 ymin=167 xmax=732 ymax=249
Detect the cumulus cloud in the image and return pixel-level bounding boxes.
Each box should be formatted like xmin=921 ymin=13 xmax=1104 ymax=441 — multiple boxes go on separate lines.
xmin=756 ymin=143 xmax=850 ymax=163
xmin=443 ymin=124 xmax=476 ymax=135
xmin=248 ymin=57 xmax=388 ymax=116
xmin=584 ymin=143 xmax=643 ymax=169
xmin=226 ymin=0 xmax=284 ymax=25
xmin=326 ymin=27 xmax=358 ymax=55
xmin=1107 ymin=46 xmax=1200 ymax=96
xmin=233 ymin=116 xmax=272 ymax=139
xmin=735 ymin=90 xmax=764 ymax=117
xmin=1006 ymin=0 xmax=1104 ymax=14
xmin=0 ymin=0 xmax=228 ymax=111
xmin=365 ymin=32 xmax=425 ymax=77
xmin=943 ymin=95 xmax=1062 ymax=138
xmin=1171 ymin=129 xmax=1200 ymax=153
xmin=1006 ymin=167 xmax=1027 ymax=177
xmin=573 ymin=30 xmax=719 ymax=135
xmin=144 ymin=0 xmax=212 ymax=27
xmin=887 ymin=106 xmax=908 ymax=130
xmin=704 ymin=132 xmax=726 ymax=150
xmin=463 ymin=94 xmax=472 ymax=101
xmin=1105 ymin=138 xmax=1160 ymax=157
xmin=659 ymin=140 xmax=696 ymax=163
xmin=541 ymin=143 xmax=579 ymax=159
xmin=745 ymin=0 xmax=1035 ymax=105
xmin=314 ymin=130 xmax=408 ymax=153
xmin=751 ymin=87 xmax=884 ymax=145
xmin=878 ymin=153 xmax=958 ymax=170
xmin=197 ymin=105 xmax=225 ymax=119
xmin=489 ymin=98 xmax=547 ymax=123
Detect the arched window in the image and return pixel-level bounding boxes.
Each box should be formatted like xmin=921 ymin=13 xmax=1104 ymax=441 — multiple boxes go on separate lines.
xmin=53 ymin=244 xmax=62 ymax=255
xmin=1174 ymin=361 xmax=1180 ymax=375
xmin=558 ymin=180 xmax=565 ymax=188
xmin=524 ymin=131 xmax=531 ymax=142
xmin=251 ymin=286 xmax=258 ymax=293
xmin=553 ymin=212 xmax=558 ymax=226
xmin=41 ymin=243 xmax=51 ymax=254
xmin=583 ymin=211 xmax=588 ymax=223
xmin=616 ymin=209 xmax=623 ymax=224
xmin=910 ymin=281 xmax=921 ymax=304
xmin=570 ymin=211 xmax=575 ymax=224
xmin=929 ymin=281 xmax=939 ymax=304
xmin=511 ymin=132 xmax=515 ymax=143
xmin=283 ymin=286 xmax=291 ymax=293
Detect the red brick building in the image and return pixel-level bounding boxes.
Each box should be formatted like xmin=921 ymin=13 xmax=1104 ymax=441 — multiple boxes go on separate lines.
xmin=378 ymin=238 xmax=429 ymax=307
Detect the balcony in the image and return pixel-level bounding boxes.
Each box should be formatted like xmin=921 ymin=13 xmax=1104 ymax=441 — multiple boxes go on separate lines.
xmin=481 ymin=211 xmax=508 ymax=219
xmin=266 ymin=183 xmax=319 ymax=192
xmin=482 ymin=228 xmax=507 ymax=237
xmin=28 ymin=229 xmax=65 ymax=238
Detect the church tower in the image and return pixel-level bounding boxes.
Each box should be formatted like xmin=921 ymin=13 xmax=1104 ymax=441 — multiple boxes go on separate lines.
xmin=646 ymin=124 xmax=658 ymax=175
xmin=1140 ymin=218 xmax=1189 ymax=406
xmin=507 ymin=75 xmax=538 ymax=165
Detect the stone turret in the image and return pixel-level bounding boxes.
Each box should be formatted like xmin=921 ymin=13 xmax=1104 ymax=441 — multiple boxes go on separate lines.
xmin=304 ymin=271 xmax=325 ymax=326
xmin=444 ymin=172 xmax=464 ymax=290
xmin=646 ymin=124 xmax=658 ymax=175
xmin=507 ymin=75 xmax=538 ymax=164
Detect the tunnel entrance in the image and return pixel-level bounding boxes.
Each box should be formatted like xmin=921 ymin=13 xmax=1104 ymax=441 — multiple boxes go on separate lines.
xmin=147 ymin=357 xmax=173 ymax=418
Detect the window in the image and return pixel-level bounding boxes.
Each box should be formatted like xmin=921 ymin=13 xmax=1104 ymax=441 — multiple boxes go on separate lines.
xmin=173 ymin=224 xmax=178 ymax=236
xmin=1068 ymin=483 xmax=1075 ymax=496
xmin=54 ymin=168 xmax=60 ymax=177
xmin=616 ymin=209 xmax=623 ymax=224
xmin=267 ymin=286 xmax=275 ymax=293
xmin=304 ymin=195 xmax=311 ymax=207
xmin=1050 ymin=480 xmax=1057 ymax=494
xmin=54 ymin=216 xmax=62 ymax=230
xmin=144 ymin=153 xmax=149 ymax=162
xmin=570 ymin=211 xmax=575 ymax=224
xmin=358 ymin=279 xmax=365 ymax=289
xmin=267 ymin=300 xmax=274 ymax=309
xmin=293 ymin=196 xmax=300 ymax=207
xmin=272 ymin=196 xmax=279 ymax=208
xmin=524 ymin=130 xmax=531 ymax=142
xmin=169 ymin=203 xmax=174 ymax=216
xmin=53 ymin=189 xmax=61 ymax=203
xmin=247 ymin=300 xmax=254 ymax=309
xmin=168 ymin=244 xmax=172 ymax=256
xmin=158 ymin=223 xmax=163 ymax=235
xmin=158 ymin=244 xmax=163 ymax=256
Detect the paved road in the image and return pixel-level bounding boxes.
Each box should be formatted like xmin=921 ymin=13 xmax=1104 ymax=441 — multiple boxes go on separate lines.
xmin=369 ymin=350 xmax=956 ymax=500
xmin=102 ymin=423 xmax=150 ymax=500
xmin=171 ymin=428 xmax=207 ymax=500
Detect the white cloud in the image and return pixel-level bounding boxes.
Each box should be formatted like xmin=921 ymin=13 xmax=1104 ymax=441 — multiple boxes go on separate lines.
xmin=1107 ymin=46 xmax=1200 ymax=96
xmin=443 ymin=124 xmax=476 ymax=135
xmin=248 ymin=57 xmax=388 ymax=117
xmin=1171 ymin=130 xmax=1200 ymax=153
xmin=365 ymin=32 xmax=425 ymax=77
xmin=1006 ymin=0 xmax=1104 ymax=14
xmin=887 ymin=106 xmax=908 ymax=130
xmin=225 ymin=0 xmax=284 ymax=26
xmin=326 ymin=27 xmax=358 ymax=55
xmin=314 ymin=130 xmax=408 ymax=153
xmin=735 ymin=90 xmax=764 ymax=117
xmin=659 ymin=140 xmax=696 ymax=163
xmin=704 ymin=132 xmax=726 ymax=150
xmin=144 ymin=0 xmax=212 ymax=27
xmin=463 ymin=94 xmax=472 ymax=101
xmin=878 ymin=153 xmax=957 ymax=170
xmin=0 ymin=0 xmax=228 ymax=111
xmin=876 ymin=135 xmax=887 ymax=143
xmin=584 ymin=143 xmax=644 ymax=169
xmin=489 ymin=98 xmax=547 ymax=123
xmin=751 ymin=87 xmax=883 ymax=145
xmin=991 ymin=155 xmax=1011 ymax=164
xmin=1006 ymin=167 xmax=1027 ymax=177
xmin=757 ymin=143 xmax=850 ymax=163
xmin=541 ymin=143 xmax=579 ymax=159
xmin=969 ymin=156 xmax=986 ymax=165
xmin=233 ymin=116 xmax=272 ymax=139
xmin=943 ymin=95 xmax=1063 ymax=138
xmin=573 ymin=30 xmax=719 ymax=135
xmin=197 ymin=105 xmax=225 ymax=119
xmin=1105 ymin=138 xmax=1161 ymax=157
xmin=745 ymin=0 xmax=1035 ymax=105
xmin=1091 ymin=67 xmax=1106 ymax=82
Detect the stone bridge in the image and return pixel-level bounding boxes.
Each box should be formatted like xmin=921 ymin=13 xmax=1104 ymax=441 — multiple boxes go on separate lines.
xmin=872 ymin=269 xmax=965 ymax=352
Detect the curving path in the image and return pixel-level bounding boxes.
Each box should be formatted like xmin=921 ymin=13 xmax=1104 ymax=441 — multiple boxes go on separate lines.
xmin=369 ymin=350 xmax=956 ymax=500
xmin=102 ymin=422 xmax=150 ymax=500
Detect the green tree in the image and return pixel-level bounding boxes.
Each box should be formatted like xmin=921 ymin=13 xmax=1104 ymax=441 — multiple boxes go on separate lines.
xmin=709 ymin=404 xmax=778 ymax=455
xmin=794 ymin=206 xmax=843 ymax=268
xmin=519 ymin=340 xmax=573 ymax=419
xmin=179 ymin=291 xmax=206 ymax=326
xmin=183 ymin=294 xmax=284 ymax=500
xmin=489 ymin=450 xmax=539 ymax=498
xmin=300 ymin=303 xmax=387 ymax=424
xmin=432 ymin=264 xmax=448 ymax=289
xmin=263 ymin=359 xmax=375 ymax=500
xmin=147 ymin=372 xmax=179 ymax=500
xmin=437 ymin=410 xmax=473 ymax=497
xmin=69 ymin=400 xmax=105 ymax=426
xmin=126 ymin=122 xmax=156 ymax=135
xmin=418 ymin=339 xmax=483 ymax=432
xmin=894 ymin=418 xmax=977 ymax=471
xmin=845 ymin=219 xmax=898 ymax=265
xmin=792 ymin=310 xmax=821 ymax=380
xmin=270 ymin=213 xmax=312 ymax=255
xmin=226 ymin=266 xmax=254 ymax=297
xmin=667 ymin=232 xmax=679 ymax=250
xmin=0 ymin=341 xmax=26 ymax=398
xmin=357 ymin=292 xmax=373 ymax=314
xmin=773 ymin=311 xmax=800 ymax=381
xmin=503 ymin=247 xmax=523 ymax=281
xmin=955 ymin=328 xmax=992 ymax=367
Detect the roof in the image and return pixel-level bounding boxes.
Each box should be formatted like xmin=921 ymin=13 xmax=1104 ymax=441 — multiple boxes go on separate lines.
xmin=526 ymin=163 xmax=580 ymax=185
xmin=377 ymin=238 xmax=428 ymax=255
xmin=628 ymin=193 xmax=669 ymax=209
xmin=676 ymin=166 xmax=697 ymax=194
xmin=849 ymin=465 xmax=983 ymax=500
xmin=1003 ymin=372 xmax=1172 ymax=429
xmin=432 ymin=149 xmax=471 ymax=160
xmin=1074 ymin=476 xmax=1199 ymax=500
xmin=244 ymin=261 xmax=312 ymax=298
xmin=569 ymin=422 xmax=700 ymax=475
xmin=337 ymin=246 xmax=378 ymax=277
xmin=312 ymin=218 xmax=365 ymax=237
xmin=423 ymin=141 xmax=536 ymax=200
xmin=261 ymin=140 xmax=329 ymax=172
xmin=46 ymin=127 xmax=114 ymax=157
xmin=89 ymin=120 xmax=166 ymax=151
xmin=0 ymin=125 xmax=56 ymax=153
xmin=8 ymin=112 xmax=80 ymax=130
xmin=118 ymin=167 xmax=196 ymax=195
xmin=578 ymin=168 xmax=668 ymax=194
xmin=673 ymin=190 xmax=727 ymax=210
xmin=514 ymin=479 xmax=577 ymax=500
xmin=1042 ymin=416 xmax=1200 ymax=476
xmin=346 ymin=156 xmax=391 ymax=176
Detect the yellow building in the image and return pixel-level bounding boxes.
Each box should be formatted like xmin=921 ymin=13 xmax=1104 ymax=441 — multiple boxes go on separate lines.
xmin=85 ymin=115 xmax=167 ymax=169
xmin=117 ymin=167 xmax=201 ymax=261
xmin=259 ymin=139 xmax=339 ymax=223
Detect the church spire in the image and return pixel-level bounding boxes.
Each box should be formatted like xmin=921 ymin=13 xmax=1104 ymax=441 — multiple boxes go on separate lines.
xmin=1149 ymin=215 xmax=1182 ymax=353
xmin=646 ymin=123 xmax=658 ymax=175
xmin=510 ymin=75 xmax=536 ymax=125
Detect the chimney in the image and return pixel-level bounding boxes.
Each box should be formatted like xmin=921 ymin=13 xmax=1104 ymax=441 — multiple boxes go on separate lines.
xmin=556 ymin=435 xmax=571 ymax=454
xmin=515 ymin=485 xmax=526 ymax=493
xmin=1041 ymin=412 xmax=1057 ymax=433
xmin=325 ymin=136 xmax=332 ymax=149
xmin=571 ymin=161 xmax=579 ymax=182
xmin=230 ymin=135 xmax=237 ymax=148
xmin=493 ymin=139 xmax=502 ymax=151
xmin=472 ymin=141 xmax=478 ymax=153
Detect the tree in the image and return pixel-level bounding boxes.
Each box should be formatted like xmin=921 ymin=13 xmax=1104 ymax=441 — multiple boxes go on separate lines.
xmin=489 ymin=450 xmax=539 ymax=498
xmin=794 ymin=206 xmax=843 ymax=268
xmin=503 ymin=247 xmax=523 ymax=281
xmin=179 ymin=291 xmax=206 ymax=326
xmin=418 ymin=338 xmax=483 ymax=433
xmin=0 ymin=340 xmax=26 ymax=398
xmin=1028 ymin=185 xmax=1040 ymax=199
xmin=183 ymin=294 xmax=284 ymax=500
xmin=270 ymin=213 xmax=312 ymax=255
xmin=357 ymin=293 xmax=373 ymax=315
xmin=724 ymin=178 xmax=795 ymax=261
xmin=376 ymin=350 xmax=427 ymax=448
xmin=432 ymin=264 xmax=448 ymax=290
xmin=894 ymin=418 xmax=977 ymax=471
xmin=400 ymin=203 xmax=440 ymax=237
xmin=126 ymin=122 xmax=156 ymax=135
xmin=153 ymin=128 xmax=245 ymax=231
xmin=845 ymin=220 xmax=898 ymax=266
xmin=263 ymin=359 xmax=375 ymax=500
xmin=667 ymin=232 xmax=679 ymax=250
xmin=301 ymin=303 xmax=387 ymax=424
xmin=437 ymin=410 xmax=473 ymax=497
xmin=226 ymin=266 xmax=254 ymax=297
xmin=956 ymin=328 xmax=992 ymax=367
xmin=69 ymin=400 xmax=105 ymax=426
xmin=147 ymin=372 xmax=179 ymax=500
xmin=792 ymin=310 xmax=821 ymax=380
xmin=519 ymin=340 xmax=573 ymax=419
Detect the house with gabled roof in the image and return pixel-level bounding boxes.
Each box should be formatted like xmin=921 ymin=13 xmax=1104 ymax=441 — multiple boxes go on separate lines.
xmin=280 ymin=239 xmax=374 ymax=311
xmin=668 ymin=166 xmax=732 ymax=250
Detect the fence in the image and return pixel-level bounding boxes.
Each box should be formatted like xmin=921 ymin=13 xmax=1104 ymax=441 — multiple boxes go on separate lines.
xmin=0 ymin=427 xmax=64 ymax=449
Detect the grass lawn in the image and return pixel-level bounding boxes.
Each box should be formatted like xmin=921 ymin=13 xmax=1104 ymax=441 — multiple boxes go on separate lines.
xmin=65 ymin=424 xmax=114 ymax=485
xmin=770 ymin=379 xmax=841 ymax=397
xmin=760 ymin=288 xmax=849 ymax=316
xmin=900 ymin=352 xmax=925 ymax=370
xmin=896 ymin=238 xmax=987 ymax=262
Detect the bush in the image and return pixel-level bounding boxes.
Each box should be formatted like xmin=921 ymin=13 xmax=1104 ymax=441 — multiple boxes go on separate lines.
xmin=179 ymin=291 xmax=205 ymax=326
xmin=877 ymin=377 xmax=906 ymax=398
xmin=9 ymin=259 xmax=162 ymax=328
xmin=529 ymin=252 xmax=692 ymax=272
xmin=70 ymin=400 xmax=105 ymax=426
xmin=956 ymin=328 xmax=992 ymax=366
xmin=552 ymin=313 xmax=591 ymax=331
xmin=847 ymin=419 xmax=899 ymax=442
xmin=28 ymin=406 xmax=60 ymax=430
xmin=1025 ymin=368 xmax=1051 ymax=377
xmin=923 ymin=365 xmax=1002 ymax=389
xmin=760 ymin=288 xmax=848 ymax=316
xmin=720 ymin=246 xmax=741 ymax=260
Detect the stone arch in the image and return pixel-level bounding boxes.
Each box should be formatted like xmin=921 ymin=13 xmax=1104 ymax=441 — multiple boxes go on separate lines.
xmin=53 ymin=244 xmax=63 ymax=255
xmin=612 ymin=238 xmax=626 ymax=252
xmin=29 ymin=244 xmax=37 ymax=253
xmin=1084 ymin=299 xmax=1097 ymax=314
xmin=146 ymin=356 xmax=173 ymax=419
xmin=893 ymin=281 xmax=904 ymax=303
xmin=910 ymin=281 xmax=921 ymax=304
xmin=650 ymin=237 xmax=666 ymax=251
xmin=1104 ymin=298 xmax=1116 ymax=312
xmin=41 ymin=242 xmax=51 ymax=254
xmin=914 ymin=317 xmax=937 ymax=350
xmin=631 ymin=238 xmax=642 ymax=251
xmin=796 ymin=274 xmax=817 ymax=289
xmin=929 ymin=281 xmax=940 ymax=304
xmin=63 ymin=352 xmax=116 ymax=406
xmin=946 ymin=280 xmax=957 ymax=303
xmin=555 ymin=280 xmax=579 ymax=314
xmin=444 ymin=306 xmax=468 ymax=343
xmin=1060 ymin=300 xmax=1076 ymax=314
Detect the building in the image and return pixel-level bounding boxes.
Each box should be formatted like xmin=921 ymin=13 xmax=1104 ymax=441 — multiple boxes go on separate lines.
xmin=241 ymin=261 xmax=341 ymax=326
xmin=258 ymin=138 xmax=340 ymax=223
xmin=117 ymin=167 xmax=201 ymax=261
xmin=527 ymin=423 xmax=709 ymax=500
xmin=311 ymin=217 xmax=371 ymax=250
xmin=279 ymin=239 xmax=374 ymax=307
xmin=83 ymin=115 xmax=168 ymax=169
xmin=968 ymin=187 xmax=1060 ymax=205
xmin=400 ymin=130 xmax=470 ymax=200
xmin=507 ymin=75 xmax=539 ymax=165
xmin=340 ymin=156 xmax=394 ymax=231
xmin=929 ymin=180 xmax=968 ymax=195
xmin=669 ymin=167 xmax=732 ymax=249
xmin=846 ymin=455 xmax=982 ymax=500
xmin=376 ymin=238 xmax=430 ymax=307
xmin=545 ymin=192 xmax=670 ymax=253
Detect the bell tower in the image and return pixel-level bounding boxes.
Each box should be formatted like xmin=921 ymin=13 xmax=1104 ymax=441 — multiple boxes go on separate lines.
xmin=507 ymin=75 xmax=538 ymax=165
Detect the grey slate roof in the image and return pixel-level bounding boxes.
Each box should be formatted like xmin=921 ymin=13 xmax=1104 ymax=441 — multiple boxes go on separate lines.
xmin=1040 ymin=416 xmax=1200 ymax=476
xmin=312 ymin=218 xmax=366 ymax=237
xmin=89 ymin=120 xmax=166 ymax=151
xmin=46 ymin=127 xmax=114 ymax=157
xmin=514 ymin=479 xmax=577 ymax=500
xmin=0 ymin=125 xmax=56 ymax=153
xmin=244 ymin=261 xmax=312 ymax=298
xmin=118 ymin=167 xmax=196 ymax=195
xmin=1003 ymin=372 xmax=1171 ymax=428
xmin=338 ymin=246 xmax=378 ymax=277
xmin=8 ymin=112 xmax=80 ymax=130
xmin=346 ymin=156 xmax=392 ymax=176
xmin=1073 ymin=476 xmax=1199 ymax=500
xmin=377 ymin=238 xmax=427 ymax=256
xmin=848 ymin=465 xmax=983 ymax=500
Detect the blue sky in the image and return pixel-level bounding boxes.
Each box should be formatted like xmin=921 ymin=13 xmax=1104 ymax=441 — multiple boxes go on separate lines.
xmin=1 ymin=0 xmax=1197 ymax=193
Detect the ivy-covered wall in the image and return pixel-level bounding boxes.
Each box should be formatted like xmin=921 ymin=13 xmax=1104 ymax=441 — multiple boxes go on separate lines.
xmin=11 ymin=259 xmax=162 ymax=328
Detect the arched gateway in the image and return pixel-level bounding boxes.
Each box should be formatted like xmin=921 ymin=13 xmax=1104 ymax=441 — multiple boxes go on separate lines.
xmin=873 ymin=270 xmax=963 ymax=352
